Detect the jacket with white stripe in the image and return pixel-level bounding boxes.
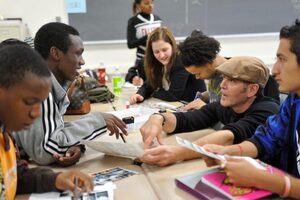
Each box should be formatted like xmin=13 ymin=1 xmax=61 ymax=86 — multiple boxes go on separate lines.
xmin=127 ymin=12 xmax=162 ymax=61
xmin=13 ymin=73 xmax=107 ymax=165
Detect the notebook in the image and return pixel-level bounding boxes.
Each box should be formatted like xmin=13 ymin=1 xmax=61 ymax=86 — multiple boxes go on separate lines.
xmin=175 ymin=168 xmax=231 ymax=200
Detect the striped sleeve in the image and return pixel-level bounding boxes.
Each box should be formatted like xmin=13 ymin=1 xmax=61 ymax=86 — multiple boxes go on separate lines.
xmin=41 ymin=93 xmax=107 ymax=156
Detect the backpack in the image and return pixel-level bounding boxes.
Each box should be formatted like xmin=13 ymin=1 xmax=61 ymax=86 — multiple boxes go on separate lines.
xmin=84 ymin=76 xmax=115 ymax=103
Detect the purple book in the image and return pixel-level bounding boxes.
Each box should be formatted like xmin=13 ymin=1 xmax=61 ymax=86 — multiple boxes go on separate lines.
xmin=175 ymin=168 xmax=230 ymax=200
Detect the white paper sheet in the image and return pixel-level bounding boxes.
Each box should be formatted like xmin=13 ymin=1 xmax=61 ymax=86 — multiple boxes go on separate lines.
xmin=108 ymin=107 xmax=159 ymax=131
xmin=29 ymin=182 xmax=116 ymax=200
xmin=82 ymin=140 xmax=144 ymax=158
xmin=176 ymin=136 xmax=266 ymax=170
xmin=123 ymin=81 xmax=139 ymax=89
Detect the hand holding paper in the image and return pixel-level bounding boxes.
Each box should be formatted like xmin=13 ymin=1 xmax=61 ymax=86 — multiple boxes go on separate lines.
xmin=175 ymin=136 xmax=266 ymax=170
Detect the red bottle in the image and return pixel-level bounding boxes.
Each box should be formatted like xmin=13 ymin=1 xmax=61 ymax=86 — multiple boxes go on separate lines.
xmin=98 ymin=67 xmax=106 ymax=85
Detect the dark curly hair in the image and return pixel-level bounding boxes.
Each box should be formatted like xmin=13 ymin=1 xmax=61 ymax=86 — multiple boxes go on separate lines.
xmin=34 ymin=22 xmax=79 ymax=59
xmin=178 ymin=30 xmax=220 ymax=67
xmin=0 ymin=45 xmax=50 ymax=88
xmin=280 ymin=19 xmax=300 ymax=65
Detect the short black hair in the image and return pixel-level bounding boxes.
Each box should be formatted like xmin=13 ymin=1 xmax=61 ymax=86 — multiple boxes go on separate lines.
xmin=178 ymin=30 xmax=220 ymax=67
xmin=280 ymin=19 xmax=300 ymax=65
xmin=34 ymin=22 xmax=79 ymax=59
xmin=0 ymin=38 xmax=29 ymax=49
xmin=134 ymin=0 xmax=142 ymax=4
xmin=0 ymin=45 xmax=50 ymax=88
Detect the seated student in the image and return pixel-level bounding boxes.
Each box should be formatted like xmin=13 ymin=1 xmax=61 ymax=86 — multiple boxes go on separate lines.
xmin=13 ymin=22 xmax=127 ymax=166
xmin=178 ymin=30 xmax=280 ymax=111
xmin=201 ymin=20 xmax=300 ymax=199
xmin=139 ymin=56 xmax=279 ymax=166
xmin=129 ymin=26 xmax=206 ymax=104
xmin=0 ymin=44 xmax=93 ymax=200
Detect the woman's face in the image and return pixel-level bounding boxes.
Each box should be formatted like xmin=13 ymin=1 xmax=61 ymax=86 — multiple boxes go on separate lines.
xmin=151 ymin=39 xmax=173 ymax=66
xmin=139 ymin=0 xmax=154 ymax=14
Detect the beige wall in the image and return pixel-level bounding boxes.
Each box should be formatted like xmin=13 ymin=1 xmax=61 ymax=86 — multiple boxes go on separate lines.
xmin=0 ymin=0 xmax=278 ymax=74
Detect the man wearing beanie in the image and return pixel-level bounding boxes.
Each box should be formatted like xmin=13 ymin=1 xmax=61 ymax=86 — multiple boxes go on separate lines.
xmin=139 ymin=56 xmax=279 ymax=166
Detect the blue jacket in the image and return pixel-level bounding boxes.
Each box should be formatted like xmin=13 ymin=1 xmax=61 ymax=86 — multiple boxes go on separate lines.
xmin=249 ymin=93 xmax=300 ymax=177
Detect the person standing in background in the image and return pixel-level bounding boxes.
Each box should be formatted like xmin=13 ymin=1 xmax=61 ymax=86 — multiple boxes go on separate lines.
xmin=129 ymin=26 xmax=206 ymax=104
xmin=126 ymin=0 xmax=162 ymax=86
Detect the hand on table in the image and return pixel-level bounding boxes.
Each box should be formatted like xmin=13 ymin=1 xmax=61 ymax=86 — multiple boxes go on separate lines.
xmin=140 ymin=115 xmax=164 ymax=149
xmin=53 ymin=146 xmax=81 ymax=167
xmin=141 ymin=145 xmax=180 ymax=166
xmin=129 ymin=94 xmax=144 ymax=105
xmin=180 ymin=99 xmax=206 ymax=111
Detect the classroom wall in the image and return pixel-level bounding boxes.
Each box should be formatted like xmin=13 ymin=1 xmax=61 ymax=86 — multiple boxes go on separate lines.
xmin=0 ymin=0 xmax=279 ymax=74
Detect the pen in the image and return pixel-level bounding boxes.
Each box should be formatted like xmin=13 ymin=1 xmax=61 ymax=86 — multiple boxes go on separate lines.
xmin=73 ymin=176 xmax=79 ymax=200
xmin=179 ymin=100 xmax=189 ymax=105
xmin=194 ymin=91 xmax=202 ymax=100
xmin=120 ymin=133 xmax=126 ymax=143
xmin=135 ymin=69 xmax=140 ymax=79
xmin=106 ymin=97 xmax=117 ymax=111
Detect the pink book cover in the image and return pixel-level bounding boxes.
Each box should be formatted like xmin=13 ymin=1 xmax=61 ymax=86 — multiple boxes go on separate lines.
xmin=201 ymin=170 xmax=272 ymax=200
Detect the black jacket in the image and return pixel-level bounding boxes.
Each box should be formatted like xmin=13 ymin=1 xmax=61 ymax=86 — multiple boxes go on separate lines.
xmin=173 ymin=96 xmax=279 ymax=144
xmin=137 ymin=56 xmax=206 ymax=102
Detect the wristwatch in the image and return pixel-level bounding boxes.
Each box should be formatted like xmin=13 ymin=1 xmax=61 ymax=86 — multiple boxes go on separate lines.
xmin=152 ymin=113 xmax=166 ymax=126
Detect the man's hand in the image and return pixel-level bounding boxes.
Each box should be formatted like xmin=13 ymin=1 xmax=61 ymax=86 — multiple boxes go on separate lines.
xmin=129 ymin=94 xmax=144 ymax=105
xmin=180 ymin=99 xmax=206 ymax=111
xmin=101 ymin=113 xmax=127 ymax=139
xmin=53 ymin=146 xmax=82 ymax=167
xmin=140 ymin=115 xmax=165 ymax=149
xmin=140 ymin=145 xmax=181 ymax=166
xmin=55 ymin=170 xmax=94 ymax=194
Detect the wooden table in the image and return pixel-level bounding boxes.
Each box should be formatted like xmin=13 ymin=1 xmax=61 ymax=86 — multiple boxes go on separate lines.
xmin=16 ymin=86 xmax=215 ymax=200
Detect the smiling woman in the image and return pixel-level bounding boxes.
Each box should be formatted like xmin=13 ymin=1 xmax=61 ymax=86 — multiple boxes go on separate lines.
xmin=129 ymin=26 xmax=206 ymax=105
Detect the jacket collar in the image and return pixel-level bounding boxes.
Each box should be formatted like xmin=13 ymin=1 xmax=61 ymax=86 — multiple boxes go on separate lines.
xmin=50 ymin=73 xmax=71 ymax=104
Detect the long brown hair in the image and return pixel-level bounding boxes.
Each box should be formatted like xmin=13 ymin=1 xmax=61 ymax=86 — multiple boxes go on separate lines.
xmin=144 ymin=26 xmax=177 ymax=89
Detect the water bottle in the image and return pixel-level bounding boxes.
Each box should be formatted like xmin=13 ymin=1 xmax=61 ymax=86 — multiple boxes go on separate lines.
xmin=112 ymin=67 xmax=122 ymax=96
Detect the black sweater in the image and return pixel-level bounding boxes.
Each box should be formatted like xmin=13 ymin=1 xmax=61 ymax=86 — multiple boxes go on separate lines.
xmin=173 ymin=96 xmax=279 ymax=143
xmin=137 ymin=56 xmax=206 ymax=102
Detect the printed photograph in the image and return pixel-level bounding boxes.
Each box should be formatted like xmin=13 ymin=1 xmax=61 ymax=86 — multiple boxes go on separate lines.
xmin=91 ymin=167 xmax=138 ymax=185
